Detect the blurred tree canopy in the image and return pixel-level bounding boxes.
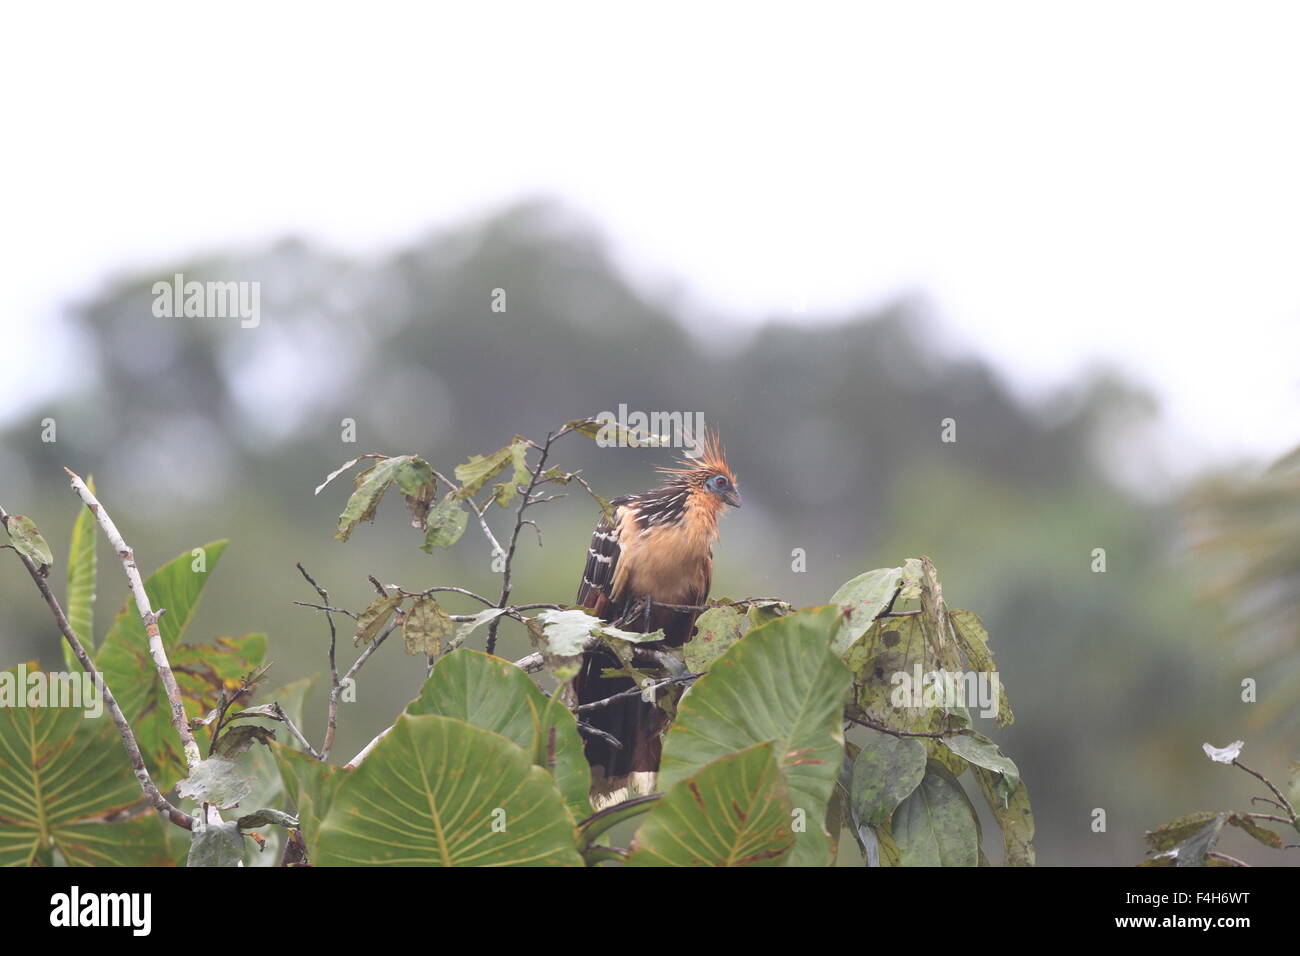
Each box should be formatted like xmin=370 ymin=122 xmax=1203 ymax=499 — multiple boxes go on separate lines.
xmin=0 ymin=200 xmax=1291 ymax=865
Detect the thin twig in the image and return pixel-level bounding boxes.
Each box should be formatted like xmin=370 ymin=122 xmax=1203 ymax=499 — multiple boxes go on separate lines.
xmin=406 ymin=585 xmax=496 ymax=605
xmin=344 ymin=725 xmax=393 ymax=769
xmin=486 ymin=430 xmax=559 ymax=656
xmin=575 ymin=673 xmax=702 ymax=714
xmin=295 ymin=565 xmax=339 ymax=758
xmin=273 ymin=702 xmax=322 ymax=761
xmin=514 ymin=651 xmax=547 ymax=674
xmin=431 ymin=468 xmax=507 ymax=560
xmin=643 ymin=597 xmax=789 ymax=614
xmin=1233 ymin=759 xmax=1297 ymax=821
xmin=1206 ymin=850 xmax=1251 ymax=867
xmin=575 ymin=721 xmax=623 ymax=750
xmin=847 ymin=714 xmax=963 ymax=739
xmin=343 ymin=620 xmax=398 ymax=683
xmin=293 ymin=601 xmax=358 ymax=619
xmin=1250 ymin=795 xmax=1290 ymax=813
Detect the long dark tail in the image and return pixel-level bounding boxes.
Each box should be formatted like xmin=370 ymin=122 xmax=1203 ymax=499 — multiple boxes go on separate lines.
xmin=572 ymin=602 xmax=697 ymax=788
xmin=575 ymin=648 xmax=666 ymax=777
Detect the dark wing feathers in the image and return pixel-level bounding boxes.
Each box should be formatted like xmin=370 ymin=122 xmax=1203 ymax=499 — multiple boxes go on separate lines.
xmin=575 ymin=496 xmax=631 ymax=608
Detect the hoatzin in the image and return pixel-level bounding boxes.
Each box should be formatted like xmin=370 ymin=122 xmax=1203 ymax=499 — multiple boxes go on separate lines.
xmin=572 ymin=431 xmax=741 ymax=804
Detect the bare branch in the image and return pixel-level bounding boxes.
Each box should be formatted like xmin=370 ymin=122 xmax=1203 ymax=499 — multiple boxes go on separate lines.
xmin=431 ymin=468 xmax=507 ymax=559
xmin=847 ymin=714 xmax=964 ymax=739
xmin=1206 ymin=850 xmax=1251 ymax=867
xmin=273 ymin=702 xmax=322 ymax=761
xmin=342 ymin=620 xmax=398 ymax=683
xmin=293 ymin=601 xmax=358 ymax=619
xmin=1233 ymin=759 xmax=1297 ymax=822
xmin=575 ymin=721 xmax=623 ymax=750
xmin=295 ymin=568 xmax=340 ymax=742
xmin=575 ymin=672 xmax=701 ymax=714
xmin=344 ymin=725 xmax=393 ymax=769
xmin=62 ymin=470 xmax=224 ymax=825
xmin=486 ymin=430 xmax=560 ymax=655
xmin=406 ymin=585 xmax=496 ymax=606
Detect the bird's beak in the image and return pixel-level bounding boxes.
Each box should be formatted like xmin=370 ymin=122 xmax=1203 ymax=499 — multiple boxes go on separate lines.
xmin=723 ymin=488 xmax=742 ymax=508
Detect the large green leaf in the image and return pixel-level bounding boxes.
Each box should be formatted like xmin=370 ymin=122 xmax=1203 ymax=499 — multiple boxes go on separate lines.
xmin=892 ymin=760 xmax=980 ymax=867
xmin=314 ymin=714 xmax=582 ymax=866
xmin=0 ymin=667 xmax=171 ymax=866
xmin=659 ymin=605 xmax=851 ymax=867
xmin=97 ymin=540 xmax=229 ymax=652
xmin=406 ymin=649 xmax=591 ymax=821
xmin=64 ymin=475 xmax=97 ymax=672
xmin=627 ymin=742 xmax=794 ymax=866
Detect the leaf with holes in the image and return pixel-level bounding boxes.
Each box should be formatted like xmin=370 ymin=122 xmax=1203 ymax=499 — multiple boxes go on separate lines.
xmin=353 ymin=594 xmax=403 ymax=646
xmin=489 ymin=441 xmax=532 ymax=508
xmin=829 ymin=567 xmax=902 ymax=655
xmin=403 ymin=596 xmax=454 ymax=656
xmin=454 ymin=439 xmax=528 ymax=500
xmin=683 ymin=606 xmax=748 ymax=673
xmin=334 ymin=456 xmax=410 ymax=541
xmin=421 ymin=494 xmax=469 ymax=551
xmin=949 ymin=609 xmax=1013 ymax=725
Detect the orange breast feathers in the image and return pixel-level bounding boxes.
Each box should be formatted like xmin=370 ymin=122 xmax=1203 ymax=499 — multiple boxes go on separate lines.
xmin=609 ymin=495 xmax=719 ymax=606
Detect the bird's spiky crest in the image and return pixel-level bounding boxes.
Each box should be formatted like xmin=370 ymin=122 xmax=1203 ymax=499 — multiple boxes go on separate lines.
xmin=655 ymin=427 xmax=735 ymax=484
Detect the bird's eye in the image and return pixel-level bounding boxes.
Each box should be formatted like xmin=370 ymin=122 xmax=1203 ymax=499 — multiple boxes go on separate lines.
xmin=709 ymin=475 xmax=729 ymax=490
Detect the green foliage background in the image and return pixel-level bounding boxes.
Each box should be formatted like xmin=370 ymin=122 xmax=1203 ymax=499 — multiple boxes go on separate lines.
xmin=0 ymin=201 xmax=1292 ymax=865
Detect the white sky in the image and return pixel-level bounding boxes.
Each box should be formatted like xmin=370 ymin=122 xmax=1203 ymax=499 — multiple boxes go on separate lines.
xmin=4 ymin=2 xmax=1298 ymax=474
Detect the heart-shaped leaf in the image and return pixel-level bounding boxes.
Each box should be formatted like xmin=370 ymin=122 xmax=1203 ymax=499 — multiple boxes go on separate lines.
xmin=627 ymin=742 xmax=794 ymax=866
xmin=314 ymin=714 xmax=581 ymax=866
